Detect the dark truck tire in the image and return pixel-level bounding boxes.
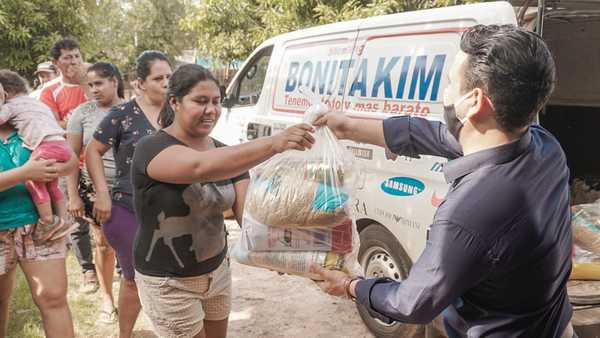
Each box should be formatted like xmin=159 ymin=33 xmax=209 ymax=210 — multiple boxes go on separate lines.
xmin=356 ymin=223 xmax=425 ymax=338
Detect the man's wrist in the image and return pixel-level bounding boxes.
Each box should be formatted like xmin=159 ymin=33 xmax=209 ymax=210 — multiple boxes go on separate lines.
xmin=345 ymin=276 xmax=364 ymax=301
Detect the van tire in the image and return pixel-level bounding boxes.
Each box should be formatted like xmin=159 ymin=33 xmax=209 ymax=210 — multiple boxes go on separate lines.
xmin=356 ymin=223 xmax=424 ymax=338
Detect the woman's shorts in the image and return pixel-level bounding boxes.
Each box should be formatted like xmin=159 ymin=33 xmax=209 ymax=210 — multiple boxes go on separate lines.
xmin=0 ymin=223 xmax=67 ymax=275
xmin=135 ymin=257 xmax=232 ymax=338
xmin=102 ymin=204 xmax=138 ymax=281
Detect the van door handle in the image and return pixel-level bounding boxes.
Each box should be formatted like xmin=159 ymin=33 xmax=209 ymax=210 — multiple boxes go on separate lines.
xmin=247 ymin=123 xmax=272 ymax=140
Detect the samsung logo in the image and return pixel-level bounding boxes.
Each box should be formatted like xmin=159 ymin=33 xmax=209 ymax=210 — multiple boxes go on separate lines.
xmin=381 ymin=177 xmax=425 ymax=196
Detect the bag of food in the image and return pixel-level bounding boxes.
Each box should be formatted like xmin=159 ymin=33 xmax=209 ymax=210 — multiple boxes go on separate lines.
xmin=571 ymin=246 xmax=600 ymax=280
xmin=570 ymin=201 xmax=600 ymax=280
xmin=232 ymin=89 xmax=361 ymax=279
xmin=241 ymin=216 xmax=353 ymax=253
xmin=572 ymin=200 xmax=600 ymax=254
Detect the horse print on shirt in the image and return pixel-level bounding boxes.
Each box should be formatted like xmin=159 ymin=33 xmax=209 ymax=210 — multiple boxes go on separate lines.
xmin=145 ymin=182 xmax=230 ymax=268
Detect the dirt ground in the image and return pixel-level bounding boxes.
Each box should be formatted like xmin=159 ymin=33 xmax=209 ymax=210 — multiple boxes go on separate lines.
xmin=97 ymin=220 xmax=374 ymax=338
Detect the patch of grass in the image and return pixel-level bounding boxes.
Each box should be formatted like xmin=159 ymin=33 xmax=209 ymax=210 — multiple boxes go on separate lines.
xmin=7 ymin=252 xmax=138 ymax=338
xmin=8 ymin=260 xmax=44 ymax=338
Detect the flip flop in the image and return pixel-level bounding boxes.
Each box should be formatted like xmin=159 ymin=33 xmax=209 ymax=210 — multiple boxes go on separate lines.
xmin=98 ymin=308 xmax=118 ymax=324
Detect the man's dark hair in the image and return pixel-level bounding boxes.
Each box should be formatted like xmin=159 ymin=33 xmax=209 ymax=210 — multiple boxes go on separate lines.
xmin=460 ymin=25 xmax=556 ymax=132
xmin=158 ymin=63 xmax=220 ymax=128
xmin=50 ymin=38 xmax=80 ymax=60
xmin=0 ymin=70 xmax=30 ymax=95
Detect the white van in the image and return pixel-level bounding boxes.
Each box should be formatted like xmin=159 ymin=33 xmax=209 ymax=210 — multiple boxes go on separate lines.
xmin=211 ymin=1 xmax=600 ymax=336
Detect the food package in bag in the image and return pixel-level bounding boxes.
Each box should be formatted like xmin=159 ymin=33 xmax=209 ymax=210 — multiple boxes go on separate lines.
xmin=240 ymin=216 xmax=353 ymax=253
xmin=569 ymin=201 xmax=600 ymax=280
xmin=232 ymin=88 xmax=361 ymax=279
xmin=571 ymin=245 xmax=600 ymax=280
xmin=571 ymin=200 xmax=600 ymax=254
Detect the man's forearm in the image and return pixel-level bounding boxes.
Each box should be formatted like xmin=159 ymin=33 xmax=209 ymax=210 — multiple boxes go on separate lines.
xmin=345 ymin=118 xmax=386 ymax=148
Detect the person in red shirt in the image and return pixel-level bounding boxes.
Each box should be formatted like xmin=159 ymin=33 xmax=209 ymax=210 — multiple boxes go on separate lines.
xmin=40 ymin=38 xmax=87 ymax=129
xmin=40 ymin=38 xmax=99 ymax=294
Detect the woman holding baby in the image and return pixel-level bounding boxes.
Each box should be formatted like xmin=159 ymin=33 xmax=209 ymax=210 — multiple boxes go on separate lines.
xmin=0 ymin=79 xmax=77 ymax=338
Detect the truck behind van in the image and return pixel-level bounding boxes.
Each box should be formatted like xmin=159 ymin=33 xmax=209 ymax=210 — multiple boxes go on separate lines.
xmin=212 ymin=1 xmax=600 ymax=337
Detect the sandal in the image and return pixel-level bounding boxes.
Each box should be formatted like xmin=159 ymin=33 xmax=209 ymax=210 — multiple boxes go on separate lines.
xmin=98 ymin=308 xmax=118 ymax=324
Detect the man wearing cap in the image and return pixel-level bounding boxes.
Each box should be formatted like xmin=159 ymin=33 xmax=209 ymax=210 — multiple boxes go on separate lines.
xmin=29 ymin=62 xmax=59 ymax=100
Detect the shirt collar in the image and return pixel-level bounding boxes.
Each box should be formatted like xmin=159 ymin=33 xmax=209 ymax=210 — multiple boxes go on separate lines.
xmin=444 ymin=129 xmax=532 ymax=183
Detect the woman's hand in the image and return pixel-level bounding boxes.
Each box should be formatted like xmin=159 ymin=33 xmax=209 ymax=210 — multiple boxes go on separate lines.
xmin=22 ymin=154 xmax=58 ymax=182
xmin=68 ymin=194 xmax=85 ymax=219
xmin=93 ymin=190 xmax=112 ymax=224
xmin=269 ymin=123 xmax=315 ymax=153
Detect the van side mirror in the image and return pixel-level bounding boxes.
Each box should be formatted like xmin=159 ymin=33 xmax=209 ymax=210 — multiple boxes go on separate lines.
xmin=220 ymin=85 xmax=234 ymax=108
xmin=222 ymin=96 xmax=234 ymax=108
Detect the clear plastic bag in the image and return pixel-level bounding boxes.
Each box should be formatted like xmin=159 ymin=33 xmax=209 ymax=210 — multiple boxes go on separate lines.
xmin=572 ymin=200 xmax=600 ymax=255
xmin=232 ymin=89 xmax=361 ymax=279
xmin=570 ymin=200 xmax=600 ymax=280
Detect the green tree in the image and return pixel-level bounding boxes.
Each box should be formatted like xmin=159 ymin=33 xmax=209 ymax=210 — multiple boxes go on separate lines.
xmin=181 ymin=0 xmax=262 ymax=72
xmin=84 ymin=0 xmax=191 ymax=76
xmin=0 ymin=0 xmax=89 ymax=82
xmin=126 ymin=0 xmax=191 ymax=68
xmin=81 ymin=0 xmax=134 ymax=68
xmin=183 ymin=0 xmax=478 ymax=75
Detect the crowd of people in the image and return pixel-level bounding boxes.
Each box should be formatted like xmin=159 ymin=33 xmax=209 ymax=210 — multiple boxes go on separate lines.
xmin=0 ymin=37 xmax=313 ymax=338
xmin=0 ymin=23 xmax=576 ymax=338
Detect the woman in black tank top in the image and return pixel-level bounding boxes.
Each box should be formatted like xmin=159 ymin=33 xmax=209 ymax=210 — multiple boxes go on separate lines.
xmin=131 ymin=64 xmax=315 ymax=338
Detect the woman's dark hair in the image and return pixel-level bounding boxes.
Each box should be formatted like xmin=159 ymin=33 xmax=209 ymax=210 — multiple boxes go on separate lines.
xmin=0 ymin=70 xmax=30 ymax=95
xmin=87 ymin=62 xmax=125 ymax=99
xmin=158 ymin=64 xmax=220 ymax=128
xmin=136 ymin=50 xmax=170 ymax=81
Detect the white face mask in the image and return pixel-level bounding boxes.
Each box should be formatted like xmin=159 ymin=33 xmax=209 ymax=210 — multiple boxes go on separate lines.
xmin=443 ymin=90 xmax=473 ymax=141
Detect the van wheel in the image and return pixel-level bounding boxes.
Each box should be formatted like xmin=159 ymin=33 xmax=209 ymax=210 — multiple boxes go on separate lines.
xmin=357 ymin=223 xmax=424 ymax=338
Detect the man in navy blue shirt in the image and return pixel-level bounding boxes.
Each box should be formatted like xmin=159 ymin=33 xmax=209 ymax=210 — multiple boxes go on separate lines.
xmin=312 ymin=25 xmax=574 ymax=338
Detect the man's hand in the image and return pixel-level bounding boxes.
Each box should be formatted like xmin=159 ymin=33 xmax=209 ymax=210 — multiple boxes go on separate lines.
xmin=312 ymin=112 xmax=355 ymax=139
xmin=310 ymin=264 xmax=351 ymax=298
xmin=22 ymin=154 xmax=58 ymax=182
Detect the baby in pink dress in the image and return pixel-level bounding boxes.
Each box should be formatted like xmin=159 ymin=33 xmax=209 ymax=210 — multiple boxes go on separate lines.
xmin=0 ymin=70 xmax=75 ymax=241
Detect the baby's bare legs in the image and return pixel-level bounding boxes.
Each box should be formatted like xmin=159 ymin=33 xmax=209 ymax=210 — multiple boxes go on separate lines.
xmin=36 ymin=202 xmax=55 ymax=224
xmin=52 ymin=197 xmax=67 ymax=222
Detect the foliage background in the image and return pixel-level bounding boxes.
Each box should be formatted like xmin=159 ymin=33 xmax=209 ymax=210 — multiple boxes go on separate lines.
xmin=0 ymin=0 xmax=476 ymax=83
